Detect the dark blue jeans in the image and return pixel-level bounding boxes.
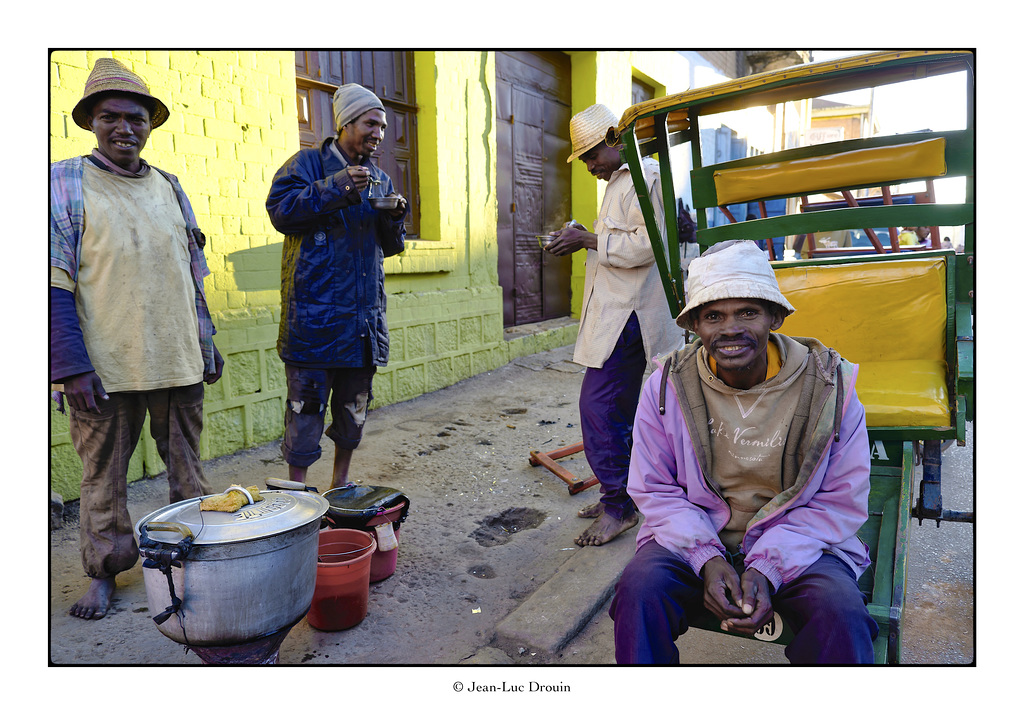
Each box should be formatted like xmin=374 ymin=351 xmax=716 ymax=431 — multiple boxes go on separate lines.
xmin=578 ymin=312 xmax=647 ymax=520
xmin=611 ymin=540 xmax=878 ymax=664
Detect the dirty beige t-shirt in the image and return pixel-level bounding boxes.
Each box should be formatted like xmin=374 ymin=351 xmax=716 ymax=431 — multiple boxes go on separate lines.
xmin=697 ymin=335 xmax=810 ymax=553
xmin=50 ymin=162 xmax=203 ymax=392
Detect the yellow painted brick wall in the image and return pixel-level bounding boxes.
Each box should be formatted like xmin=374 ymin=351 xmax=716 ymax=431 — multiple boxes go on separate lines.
xmin=373 ymin=51 xmax=513 ymax=405
xmin=564 ymin=51 xmax=691 ymax=316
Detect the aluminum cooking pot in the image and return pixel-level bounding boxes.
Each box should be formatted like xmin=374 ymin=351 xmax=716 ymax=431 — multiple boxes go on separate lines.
xmin=134 ymin=488 xmax=329 ymax=648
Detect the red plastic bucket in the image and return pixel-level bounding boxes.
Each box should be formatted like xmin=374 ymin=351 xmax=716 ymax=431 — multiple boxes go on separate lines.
xmin=307 ymin=529 xmax=376 ymax=631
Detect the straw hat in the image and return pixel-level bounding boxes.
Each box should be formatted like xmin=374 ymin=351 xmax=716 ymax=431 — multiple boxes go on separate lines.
xmin=566 ymin=104 xmax=619 ymax=163
xmin=676 ymin=240 xmax=795 ymax=330
xmin=72 ymin=58 xmax=169 ymax=131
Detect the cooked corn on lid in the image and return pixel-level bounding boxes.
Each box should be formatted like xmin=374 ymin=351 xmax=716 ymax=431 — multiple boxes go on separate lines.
xmin=134 ymin=489 xmax=329 ymax=545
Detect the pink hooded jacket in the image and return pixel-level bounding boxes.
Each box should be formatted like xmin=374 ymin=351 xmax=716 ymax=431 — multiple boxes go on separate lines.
xmin=627 ymin=335 xmax=872 ymax=590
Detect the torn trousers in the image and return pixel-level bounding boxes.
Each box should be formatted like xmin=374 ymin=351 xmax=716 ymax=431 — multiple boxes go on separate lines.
xmin=282 ymin=365 xmax=376 ymax=468
xmin=69 ymin=382 xmax=210 ymax=580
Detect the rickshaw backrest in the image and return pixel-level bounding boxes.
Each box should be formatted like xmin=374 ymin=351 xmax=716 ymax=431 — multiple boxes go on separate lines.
xmin=712 ymin=138 xmax=948 ymax=208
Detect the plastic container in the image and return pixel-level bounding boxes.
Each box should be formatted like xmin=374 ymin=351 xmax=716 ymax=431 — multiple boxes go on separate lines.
xmin=307 ymin=529 xmax=376 ymax=631
xmin=323 ymin=486 xmax=410 ymax=583
xmin=365 ymin=504 xmax=404 ymax=582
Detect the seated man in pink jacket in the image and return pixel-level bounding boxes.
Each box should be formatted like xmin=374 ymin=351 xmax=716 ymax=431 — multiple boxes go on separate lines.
xmin=610 ymin=240 xmax=878 ymax=664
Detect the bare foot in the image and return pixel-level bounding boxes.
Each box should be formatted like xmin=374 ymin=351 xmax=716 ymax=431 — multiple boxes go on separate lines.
xmin=574 ymin=511 xmax=639 ymax=547
xmin=577 ymin=502 xmax=604 ymax=519
xmin=69 ymin=577 xmax=115 ymax=620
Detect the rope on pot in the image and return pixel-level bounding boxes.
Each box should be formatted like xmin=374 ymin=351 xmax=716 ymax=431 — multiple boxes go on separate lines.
xmin=139 ymin=527 xmax=194 ymax=629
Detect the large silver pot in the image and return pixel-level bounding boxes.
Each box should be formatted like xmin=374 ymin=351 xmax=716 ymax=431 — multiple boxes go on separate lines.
xmin=134 ymin=488 xmax=329 ymax=648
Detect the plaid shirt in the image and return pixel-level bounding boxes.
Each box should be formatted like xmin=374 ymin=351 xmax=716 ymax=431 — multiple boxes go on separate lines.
xmin=50 ymin=156 xmax=216 ymax=375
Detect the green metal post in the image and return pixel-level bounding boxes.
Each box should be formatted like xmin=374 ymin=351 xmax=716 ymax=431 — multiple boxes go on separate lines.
xmin=654 ymin=114 xmax=681 ymax=289
xmin=621 ymin=124 xmax=682 ymax=316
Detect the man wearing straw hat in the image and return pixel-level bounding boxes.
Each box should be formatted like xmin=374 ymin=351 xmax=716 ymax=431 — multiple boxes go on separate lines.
xmin=544 ymin=103 xmax=679 ymax=548
xmin=267 ymin=84 xmax=407 ymax=491
xmin=50 ymin=58 xmax=223 ymax=620
xmin=609 ymin=240 xmax=877 ymax=663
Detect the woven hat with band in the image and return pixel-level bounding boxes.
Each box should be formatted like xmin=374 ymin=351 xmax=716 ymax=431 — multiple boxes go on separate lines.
xmin=675 ymin=240 xmax=796 ymax=330
xmin=566 ymin=104 xmax=619 ymax=163
xmin=72 ymin=57 xmax=170 ymax=131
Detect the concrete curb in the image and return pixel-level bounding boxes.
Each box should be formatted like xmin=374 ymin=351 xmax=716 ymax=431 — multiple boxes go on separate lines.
xmin=491 ymin=530 xmax=635 ymax=656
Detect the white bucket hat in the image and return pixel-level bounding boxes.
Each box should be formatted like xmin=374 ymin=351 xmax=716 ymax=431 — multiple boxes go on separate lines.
xmin=566 ymin=104 xmax=619 ymax=163
xmin=676 ymin=240 xmax=795 ymax=329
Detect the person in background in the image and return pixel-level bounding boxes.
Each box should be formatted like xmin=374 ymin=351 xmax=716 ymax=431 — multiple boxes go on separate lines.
xmin=897 ymin=226 xmax=919 ymax=246
xmin=266 ymin=84 xmax=407 ymax=491
xmin=50 ymin=58 xmax=223 ymax=620
xmin=544 ymin=103 xmax=679 ymax=547
xmin=914 ymin=225 xmax=933 ymax=248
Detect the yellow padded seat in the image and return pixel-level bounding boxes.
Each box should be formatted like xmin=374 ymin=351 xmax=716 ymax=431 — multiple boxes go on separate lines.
xmin=854 ymin=360 xmax=950 ymax=427
xmin=774 ymin=257 xmax=950 ymax=428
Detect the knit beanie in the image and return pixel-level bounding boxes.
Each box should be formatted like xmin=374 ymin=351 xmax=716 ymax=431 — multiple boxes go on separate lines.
xmin=333 ymin=84 xmax=385 ymax=132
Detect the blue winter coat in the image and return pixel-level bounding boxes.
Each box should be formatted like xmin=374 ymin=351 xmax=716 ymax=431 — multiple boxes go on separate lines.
xmin=267 ymin=138 xmax=406 ymax=367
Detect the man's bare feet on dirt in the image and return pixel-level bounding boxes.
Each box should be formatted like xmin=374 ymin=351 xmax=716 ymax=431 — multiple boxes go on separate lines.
xmin=574 ymin=511 xmax=639 ymax=547
xmin=69 ymin=577 xmax=115 ymax=620
xmin=577 ymin=502 xmax=604 ymax=519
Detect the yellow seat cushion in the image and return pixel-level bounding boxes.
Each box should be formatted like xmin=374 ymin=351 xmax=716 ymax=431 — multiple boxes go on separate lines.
xmin=854 ymin=360 xmax=950 ymax=427
xmin=775 ymin=258 xmax=947 ymax=363
xmin=773 ymin=257 xmax=951 ymax=429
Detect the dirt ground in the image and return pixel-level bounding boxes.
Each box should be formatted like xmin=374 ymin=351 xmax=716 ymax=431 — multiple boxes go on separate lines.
xmin=46 ymin=344 xmax=975 ymax=680
xmin=48 ymin=345 xmax=610 ymax=667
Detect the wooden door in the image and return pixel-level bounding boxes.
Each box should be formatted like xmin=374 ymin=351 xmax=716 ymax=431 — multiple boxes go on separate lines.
xmin=496 ymin=51 xmax=572 ymax=326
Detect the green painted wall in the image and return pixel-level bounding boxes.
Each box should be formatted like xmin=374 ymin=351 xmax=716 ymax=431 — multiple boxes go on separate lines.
xmin=49 ymin=50 xmax=687 ymax=501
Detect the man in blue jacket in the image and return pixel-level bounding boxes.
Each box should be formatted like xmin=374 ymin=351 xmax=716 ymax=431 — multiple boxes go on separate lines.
xmin=267 ymin=84 xmax=406 ymax=490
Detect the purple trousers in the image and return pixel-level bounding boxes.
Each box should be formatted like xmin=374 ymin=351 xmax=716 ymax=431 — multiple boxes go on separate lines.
xmin=579 ymin=312 xmax=647 ymax=520
xmin=611 ymin=540 xmax=878 ymax=664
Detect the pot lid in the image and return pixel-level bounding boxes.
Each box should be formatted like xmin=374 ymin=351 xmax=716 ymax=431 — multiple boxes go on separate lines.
xmin=134 ymin=490 xmax=329 ymax=546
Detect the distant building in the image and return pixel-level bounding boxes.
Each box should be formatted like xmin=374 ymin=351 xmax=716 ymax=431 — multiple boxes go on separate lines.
xmin=810 ymin=97 xmax=880 ymax=145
